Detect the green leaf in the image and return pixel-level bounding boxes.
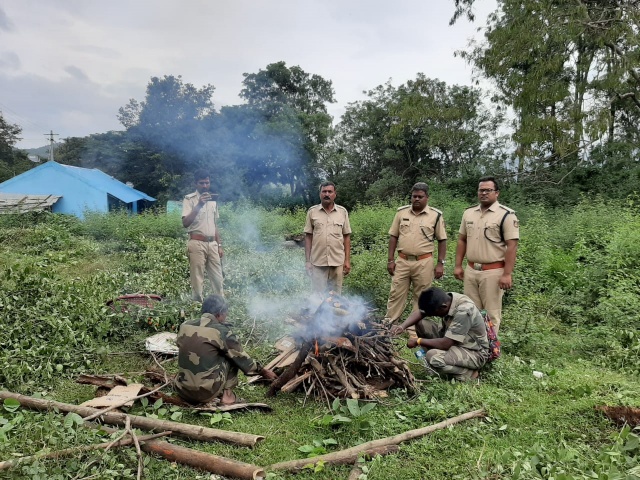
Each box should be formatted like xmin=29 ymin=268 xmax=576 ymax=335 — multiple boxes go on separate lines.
xmin=359 ymin=402 xmax=376 ymax=415
xmin=63 ymin=412 xmax=84 ymax=429
xmin=3 ymin=399 xmax=20 ymax=413
xmin=331 ymin=415 xmax=352 ymax=424
xmin=346 ymin=398 xmax=360 ymax=417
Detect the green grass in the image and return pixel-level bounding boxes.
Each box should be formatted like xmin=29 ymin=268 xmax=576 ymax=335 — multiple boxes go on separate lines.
xmin=0 ymin=203 xmax=639 ymax=480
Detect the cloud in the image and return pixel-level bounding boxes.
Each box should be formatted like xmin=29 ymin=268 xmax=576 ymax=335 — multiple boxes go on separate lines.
xmin=0 ymin=6 xmax=14 ymax=32
xmin=2 ymin=0 xmax=498 ymax=148
xmin=0 ymin=52 xmax=20 ymax=70
xmin=64 ymin=65 xmax=90 ymax=82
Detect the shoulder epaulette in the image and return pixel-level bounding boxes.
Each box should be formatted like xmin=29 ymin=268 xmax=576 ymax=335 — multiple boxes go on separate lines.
xmin=429 ymin=206 xmax=443 ymax=215
xmin=335 ymin=204 xmax=348 ymax=212
xmin=499 ymin=205 xmax=516 ymax=214
xmin=397 ymin=205 xmax=411 ymax=211
xmin=184 ymin=192 xmax=197 ymax=199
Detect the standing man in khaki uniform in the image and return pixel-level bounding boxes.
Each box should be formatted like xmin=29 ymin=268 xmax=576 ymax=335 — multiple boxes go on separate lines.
xmin=385 ymin=182 xmax=447 ymax=323
xmin=182 ymin=170 xmax=224 ymax=302
xmin=304 ymin=182 xmax=352 ymax=294
xmin=454 ymin=176 xmax=519 ymax=333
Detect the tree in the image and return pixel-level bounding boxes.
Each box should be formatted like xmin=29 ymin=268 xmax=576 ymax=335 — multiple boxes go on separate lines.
xmin=454 ymin=0 xmax=640 ymax=197
xmin=0 ymin=114 xmax=32 ymax=183
xmin=116 ymin=75 xmax=219 ymax=198
xmin=0 ymin=113 xmax=22 ymax=161
xmin=239 ymin=62 xmax=336 ymax=201
xmin=325 ymin=75 xmax=506 ymax=206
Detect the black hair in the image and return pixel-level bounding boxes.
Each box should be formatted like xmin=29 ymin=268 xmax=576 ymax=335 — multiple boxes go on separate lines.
xmin=418 ymin=287 xmax=450 ymax=315
xmin=411 ymin=182 xmax=429 ymax=195
xmin=202 ymin=295 xmax=228 ymax=316
xmin=478 ymin=176 xmax=499 ymax=191
xmin=194 ymin=169 xmax=210 ymax=182
xmin=319 ymin=181 xmax=336 ymax=191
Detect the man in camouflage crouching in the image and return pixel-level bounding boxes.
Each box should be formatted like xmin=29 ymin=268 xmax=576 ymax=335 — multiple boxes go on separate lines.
xmin=391 ymin=287 xmax=489 ymax=381
xmin=175 ymin=295 xmax=277 ymax=404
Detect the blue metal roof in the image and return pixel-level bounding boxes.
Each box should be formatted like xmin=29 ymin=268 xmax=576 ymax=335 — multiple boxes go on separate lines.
xmin=59 ymin=163 xmax=155 ymax=203
xmin=0 ymin=161 xmax=155 ymax=203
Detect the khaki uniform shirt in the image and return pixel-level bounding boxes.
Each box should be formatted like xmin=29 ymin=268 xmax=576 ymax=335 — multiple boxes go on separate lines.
xmin=459 ymin=202 xmax=519 ymax=264
xmin=182 ymin=191 xmax=219 ymax=237
xmin=441 ymin=292 xmax=489 ymax=353
xmin=304 ymin=204 xmax=352 ymax=267
xmin=389 ymin=205 xmax=447 ymax=256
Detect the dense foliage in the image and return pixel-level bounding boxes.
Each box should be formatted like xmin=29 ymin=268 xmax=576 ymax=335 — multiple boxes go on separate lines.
xmin=0 ymin=198 xmax=638 ymax=478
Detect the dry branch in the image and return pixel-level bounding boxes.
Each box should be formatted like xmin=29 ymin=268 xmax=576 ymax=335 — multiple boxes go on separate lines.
xmin=0 ymin=431 xmax=170 ymax=472
xmin=0 ymin=391 xmax=263 ymax=447
xmin=270 ymin=445 xmax=398 ymax=473
xmin=269 ymin=409 xmax=485 ymax=472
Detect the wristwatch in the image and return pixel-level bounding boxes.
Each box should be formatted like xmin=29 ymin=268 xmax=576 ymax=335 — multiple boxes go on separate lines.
xmin=437 ymin=259 xmax=446 ymax=265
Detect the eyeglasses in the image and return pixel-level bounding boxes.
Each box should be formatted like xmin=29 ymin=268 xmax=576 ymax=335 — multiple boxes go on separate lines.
xmin=478 ymin=189 xmax=496 ymax=194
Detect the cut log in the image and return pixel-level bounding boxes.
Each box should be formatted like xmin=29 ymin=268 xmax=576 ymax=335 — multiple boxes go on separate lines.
xmin=142 ymin=442 xmax=266 ymax=479
xmin=269 ymin=409 xmax=485 ymax=472
xmin=266 ymin=340 xmax=313 ymax=397
xmin=327 ymin=356 xmax=359 ymax=399
xmin=0 ymin=391 xmax=263 ymax=447
xmin=94 ymin=425 xmax=265 ymax=480
xmin=281 ymin=371 xmax=313 ymax=393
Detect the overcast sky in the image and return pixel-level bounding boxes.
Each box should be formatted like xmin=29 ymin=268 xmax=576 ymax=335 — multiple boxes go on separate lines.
xmin=0 ymin=1 xmax=496 ymax=149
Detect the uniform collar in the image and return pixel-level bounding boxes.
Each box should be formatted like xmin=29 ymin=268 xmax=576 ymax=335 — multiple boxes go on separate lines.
xmin=475 ymin=201 xmax=500 ymax=212
xmin=201 ymin=312 xmax=226 ymax=325
xmin=410 ymin=205 xmax=429 ymax=216
xmin=317 ymin=203 xmax=337 ymax=213
xmin=446 ymin=292 xmax=465 ymax=317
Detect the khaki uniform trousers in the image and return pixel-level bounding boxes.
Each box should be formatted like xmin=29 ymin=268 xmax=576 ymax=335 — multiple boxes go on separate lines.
xmin=311 ymin=265 xmax=344 ymax=295
xmin=463 ymin=266 xmax=504 ymax=334
xmin=187 ymin=239 xmax=224 ymax=302
xmin=416 ymin=320 xmax=487 ymax=381
xmin=385 ymin=256 xmax=434 ymax=321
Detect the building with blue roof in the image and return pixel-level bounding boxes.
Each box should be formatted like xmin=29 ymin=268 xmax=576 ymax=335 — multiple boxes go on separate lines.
xmin=0 ymin=161 xmax=156 ymax=218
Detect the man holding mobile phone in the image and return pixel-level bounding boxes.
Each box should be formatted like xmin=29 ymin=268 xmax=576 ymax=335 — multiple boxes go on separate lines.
xmin=182 ymin=170 xmax=223 ymax=301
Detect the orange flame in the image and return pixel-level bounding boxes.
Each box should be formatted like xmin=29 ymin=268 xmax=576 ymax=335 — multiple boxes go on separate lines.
xmin=314 ymin=339 xmax=319 ymax=356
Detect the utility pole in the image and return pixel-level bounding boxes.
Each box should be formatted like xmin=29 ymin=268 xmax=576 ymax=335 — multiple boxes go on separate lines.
xmin=44 ymin=130 xmax=59 ymax=162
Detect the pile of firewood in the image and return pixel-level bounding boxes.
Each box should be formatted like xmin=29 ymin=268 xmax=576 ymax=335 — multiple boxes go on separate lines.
xmin=264 ymin=294 xmax=416 ymax=400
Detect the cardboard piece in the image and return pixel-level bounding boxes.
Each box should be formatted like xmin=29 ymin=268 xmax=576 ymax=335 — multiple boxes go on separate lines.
xmin=81 ymin=384 xmax=144 ymax=408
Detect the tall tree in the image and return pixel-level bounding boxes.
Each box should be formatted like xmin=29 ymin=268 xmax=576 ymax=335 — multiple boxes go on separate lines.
xmin=326 ymin=75 xmax=505 ymax=206
xmin=116 ymin=75 xmax=221 ymax=198
xmin=0 ymin=114 xmax=32 ymax=183
xmin=239 ymin=62 xmax=336 ymax=201
xmin=454 ymin=0 xmax=640 ymax=191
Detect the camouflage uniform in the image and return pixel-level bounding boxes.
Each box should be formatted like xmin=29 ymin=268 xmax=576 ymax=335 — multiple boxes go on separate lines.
xmin=174 ymin=313 xmax=262 ymax=404
xmin=416 ymin=292 xmax=489 ymax=381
